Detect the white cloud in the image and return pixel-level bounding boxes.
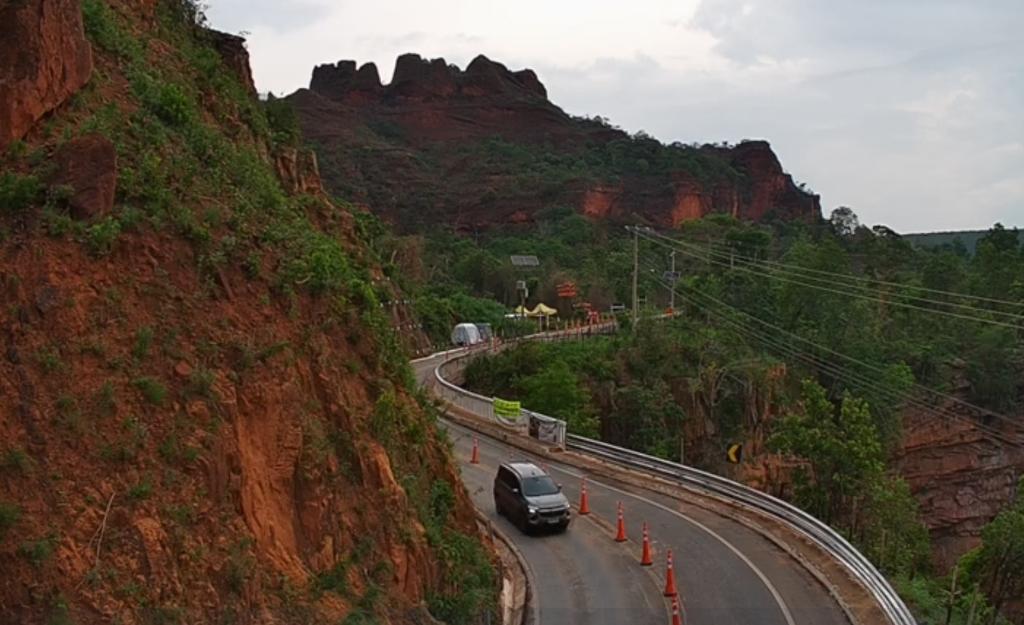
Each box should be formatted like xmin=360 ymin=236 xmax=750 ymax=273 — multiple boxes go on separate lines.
xmin=205 ymin=0 xmax=1024 ymax=232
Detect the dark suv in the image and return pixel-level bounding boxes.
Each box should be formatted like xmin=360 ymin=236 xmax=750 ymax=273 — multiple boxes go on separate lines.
xmin=493 ymin=462 xmax=571 ymax=533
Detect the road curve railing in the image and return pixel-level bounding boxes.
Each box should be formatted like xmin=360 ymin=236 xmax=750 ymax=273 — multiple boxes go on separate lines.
xmin=426 ymin=335 xmax=917 ymax=625
xmin=565 ymin=436 xmax=916 ymax=625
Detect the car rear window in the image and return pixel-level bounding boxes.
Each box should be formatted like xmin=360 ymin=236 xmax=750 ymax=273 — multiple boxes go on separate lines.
xmin=521 ymin=475 xmax=559 ymax=496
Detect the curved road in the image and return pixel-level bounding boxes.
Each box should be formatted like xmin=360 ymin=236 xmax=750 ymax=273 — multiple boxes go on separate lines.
xmin=415 ymin=354 xmax=851 ymax=625
xmin=459 ymin=426 xmax=667 ymax=625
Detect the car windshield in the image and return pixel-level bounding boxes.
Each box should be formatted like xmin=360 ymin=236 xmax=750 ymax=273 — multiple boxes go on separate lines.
xmin=521 ymin=475 xmax=559 ymax=496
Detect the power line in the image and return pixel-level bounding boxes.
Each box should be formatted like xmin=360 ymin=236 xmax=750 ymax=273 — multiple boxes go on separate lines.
xmin=644 ymin=228 xmax=1024 ymax=311
xmin=668 ymin=235 xmax=1024 ymax=324
xmin=639 ymin=262 xmax=1024 ymax=445
xmin=642 ymin=228 xmax=1024 ymax=324
xmin=636 ymin=230 xmax=1024 ymax=331
xmin=649 ymin=274 xmax=1023 ymax=447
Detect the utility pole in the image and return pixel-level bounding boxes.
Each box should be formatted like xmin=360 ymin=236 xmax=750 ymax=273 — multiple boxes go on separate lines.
xmin=669 ymin=251 xmax=676 ymax=311
xmin=631 ymin=227 xmax=639 ymax=328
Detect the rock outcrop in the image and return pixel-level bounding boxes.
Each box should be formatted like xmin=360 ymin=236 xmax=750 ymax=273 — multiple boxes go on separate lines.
xmin=290 ymin=54 xmax=821 ymax=232
xmin=0 ymin=7 xmax=487 ymax=625
xmin=207 ymin=29 xmax=256 ymax=96
xmin=312 ymin=53 xmax=547 ymax=105
xmin=0 ymin=0 xmax=93 ymax=151
xmin=709 ymin=141 xmax=820 ymax=222
xmin=896 ymin=405 xmax=1024 ymax=570
xmin=50 ymin=133 xmax=118 ymax=220
xmin=274 ymin=147 xmax=326 ymax=196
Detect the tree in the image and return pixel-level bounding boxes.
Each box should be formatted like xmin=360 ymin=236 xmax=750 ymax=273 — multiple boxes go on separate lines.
xmin=829 ymin=207 xmax=860 ymax=238
xmin=963 ymin=479 xmax=1024 ymax=624
xmin=606 ymin=383 xmax=683 ymax=460
xmin=520 ymin=360 xmax=598 ymax=437
xmin=859 ymin=476 xmax=930 ymax=577
xmin=768 ymin=379 xmax=884 ymax=525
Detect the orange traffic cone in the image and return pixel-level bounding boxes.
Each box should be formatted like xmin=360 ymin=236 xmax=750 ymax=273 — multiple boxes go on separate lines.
xmin=640 ymin=522 xmax=653 ymax=566
xmin=615 ymin=501 xmax=627 ymax=542
xmin=670 ymin=596 xmax=683 ymax=625
xmin=579 ymin=477 xmax=591 ymax=515
xmin=663 ymin=549 xmax=678 ymax=597
xmin=470 ymin=437 xmax=480 ymax=464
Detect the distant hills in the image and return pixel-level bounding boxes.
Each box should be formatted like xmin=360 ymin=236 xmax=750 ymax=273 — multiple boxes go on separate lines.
xmin=287 ymin=53 xmax=820 ymax=233
xmin=904 ymin=229 xmax=1024 ymax=254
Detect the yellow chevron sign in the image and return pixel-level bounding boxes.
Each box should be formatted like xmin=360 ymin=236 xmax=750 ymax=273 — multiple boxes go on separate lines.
xmin=493 ymin=398 xmax=522 ymax=419
xmin=727 ymin=443 xmax=743 ymax=464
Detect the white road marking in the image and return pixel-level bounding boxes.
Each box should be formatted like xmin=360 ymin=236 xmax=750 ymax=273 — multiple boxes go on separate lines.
xmin=448 ymin=422 xmax=798 ymax=625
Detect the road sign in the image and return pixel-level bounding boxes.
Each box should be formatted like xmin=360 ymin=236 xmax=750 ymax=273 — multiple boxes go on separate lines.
xmin=510 ymin=255 xmax=540 ymax=267
xmin=726 ymin=443 xmax=743 ymax=464
xmin=494 ymin=398 xmax=522 ymax=419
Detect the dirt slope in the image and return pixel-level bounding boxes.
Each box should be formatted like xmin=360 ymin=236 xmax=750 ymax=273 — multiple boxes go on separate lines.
xmin=0 ymin=1 xmax=494 ymax=623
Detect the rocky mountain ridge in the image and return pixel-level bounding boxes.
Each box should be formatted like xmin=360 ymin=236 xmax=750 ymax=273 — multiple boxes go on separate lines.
xmin=288 ymin=54 xmax=821 ymax=232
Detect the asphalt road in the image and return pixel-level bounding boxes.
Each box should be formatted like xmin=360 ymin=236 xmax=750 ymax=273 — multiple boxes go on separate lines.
xmin=415 ymin=353 xmax=851 ymax=625
xmin=458 ymin=427 xmax=667 ymax=625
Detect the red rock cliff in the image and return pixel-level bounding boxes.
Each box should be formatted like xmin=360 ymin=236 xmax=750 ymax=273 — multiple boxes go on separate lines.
xmin=896 ymin=404 xmax=1024 ymax=570
xmin=0 ymin=4 xmax=490 ymax=624
xmin=290 ymin=54 xmax=821 ymax=232
xmin=0 ymin=0 xmax=93 ymax=151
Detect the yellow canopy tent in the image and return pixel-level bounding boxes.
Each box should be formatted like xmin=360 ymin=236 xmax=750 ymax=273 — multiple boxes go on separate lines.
xmin=531 ymin=303 xmax=558 ymax=317
xmin=513 ymin=303 xmax=558 ymax=318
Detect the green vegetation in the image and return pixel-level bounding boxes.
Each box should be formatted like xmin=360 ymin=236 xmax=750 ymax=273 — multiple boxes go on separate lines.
xmin=85 ymin=216 xmax=122 ymax=256
xmin=0 ymin=172 xmax=42 ymax=214
xmin=226 ymin=539 xmax=255 ymax=594
xmin=0 ymin=502 xmax=21 ymax=539
xmin=18 ymin=534 xmax=57 ymax=566
xmin=96 ymin=381 xmax=118 ymax=417
xmin=1 ymin=448 xmax=32 ymax=474
xmin=318 ymin=119 xmax=743 ymax=234
xmin=133 ymin=376 xmax=168 ymax=406
xmin=313 ymin=559 xmax=352 ymax=597
xmin=35 ymin=348 xmax=64 ymax=374
xmin=358 ymin=205 xmax=636 ymax=345
xmin=264 ymin=94 xmax=301 ymax=148
xmin=186 ymin=367 xmax=216 ymax=399
xmin=961 ymin=479 xmax=1024 ymax=621
xmin=0 ymin=0 xmax=506 ymax=621
xmin=128 ymin=476 xmax=154 ymax=501
xmin=419 ymin=480 xmax=496 ymax=625
xmin=459 ymin=216 xmax=1022 ymax=621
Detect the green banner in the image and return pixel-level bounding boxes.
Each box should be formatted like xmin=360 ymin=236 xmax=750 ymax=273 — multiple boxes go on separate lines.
xmin=493 ymin=398 xmax=522 ymax=419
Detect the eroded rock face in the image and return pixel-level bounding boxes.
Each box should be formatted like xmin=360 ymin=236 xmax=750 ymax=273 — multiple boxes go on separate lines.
xmin=292 ymin=54 xmax=822 ymax=231
xmin=896 ymin=404 xmax=1024 ymax=570
xmin=310 ymin=53 xmax=550 ymax=105
xmin=274 ymin=147 xmax=325 ymax=196
xmin=0 ymin=0 xmax=93 ymax=150
xmin=207 ymin=30 xmax=256 ymax=95
xmin=51 ymin=133 xmax=118 ymax=220
xmin=705 ymin=140 xmax=821 ymax=223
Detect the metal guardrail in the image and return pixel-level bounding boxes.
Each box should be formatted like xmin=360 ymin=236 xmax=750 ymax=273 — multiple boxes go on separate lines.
xmin=565 ymin=436 xmax=916 ymax=625
xmin=427 ymin=334 xmax=917 ymax=625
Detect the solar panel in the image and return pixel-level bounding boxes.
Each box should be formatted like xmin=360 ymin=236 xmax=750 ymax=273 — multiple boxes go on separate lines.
xmin=510 ymin=255 xmax=540 ymax=267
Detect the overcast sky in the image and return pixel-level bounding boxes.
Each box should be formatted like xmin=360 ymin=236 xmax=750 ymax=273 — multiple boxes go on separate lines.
xmin=207 ymin=0 xmax=1023 ymax=233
